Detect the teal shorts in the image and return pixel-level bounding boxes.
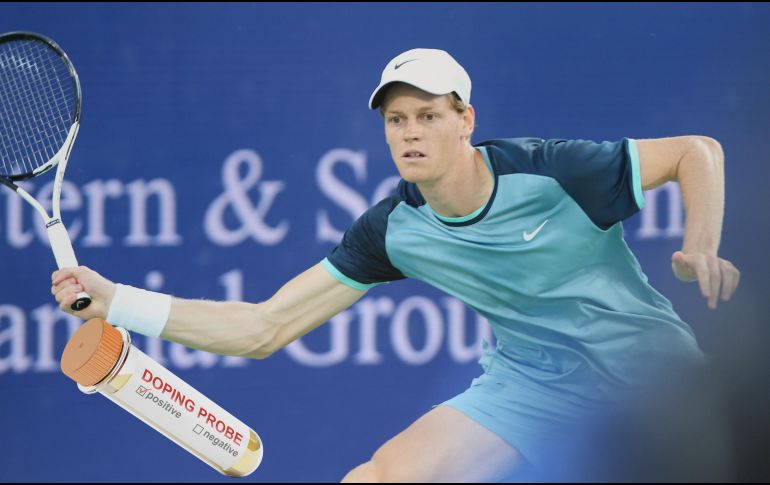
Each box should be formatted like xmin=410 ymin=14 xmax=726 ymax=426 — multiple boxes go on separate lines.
xmin=441 ymin=340 xmax=707 ymax=475
xmin=441 ymin=342 xmax=620 ymax=472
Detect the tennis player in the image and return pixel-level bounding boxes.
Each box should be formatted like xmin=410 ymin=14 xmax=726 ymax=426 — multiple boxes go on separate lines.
xmin=52 ymin=48 xmax=740 ymax=481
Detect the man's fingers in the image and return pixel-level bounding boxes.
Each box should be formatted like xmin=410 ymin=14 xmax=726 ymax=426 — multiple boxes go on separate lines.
xmin=51 ymin=278 xmax=79 ymax=296
xmin=57 ymin=286 xmax=82 ymax=312
xmin=672 ymin=252 xmax=698 ymax=282
xmin=676 ymin=253 xmax=740 ymax=309
xmin=694 ymin=259 xmax=711 ymax=300
xmin=720 ymin=271 xmax=735 ymax=302
xmin=707 ymin=257 xmax=721 ymax=310
xmin=55 ymin=284 xmax=82 ymax=301
xmin=52 ymin=268 xmax=79 ymax=286
xmin=720 ymin=260 xmax=740 ymax=301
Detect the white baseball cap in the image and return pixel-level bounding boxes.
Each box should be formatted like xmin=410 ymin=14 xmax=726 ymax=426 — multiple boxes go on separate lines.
xmin=368 ymin=48 xmax=472 ymax=110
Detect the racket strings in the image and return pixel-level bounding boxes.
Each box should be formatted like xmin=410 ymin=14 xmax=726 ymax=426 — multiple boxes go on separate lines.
xmin=0 ymin=38 xmax=76 ymax=178
xmin=0 ymin=41 xmax=73 ymax=173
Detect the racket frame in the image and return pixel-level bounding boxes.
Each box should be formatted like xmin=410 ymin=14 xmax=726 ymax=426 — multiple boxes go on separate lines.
xmin=0 ymin=31 xmax=90 ymax=311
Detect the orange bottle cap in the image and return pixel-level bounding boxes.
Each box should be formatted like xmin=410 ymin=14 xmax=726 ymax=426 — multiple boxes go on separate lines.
xmin=61 ymin=318 xmax=124 ymax=386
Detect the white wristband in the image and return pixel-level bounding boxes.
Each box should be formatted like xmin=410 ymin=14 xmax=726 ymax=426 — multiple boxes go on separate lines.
xmin=106 ymin=284 xmax=172 ymax=338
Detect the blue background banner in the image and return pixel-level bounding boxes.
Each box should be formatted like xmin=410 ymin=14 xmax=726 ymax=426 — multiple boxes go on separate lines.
xmin=1 ymin=3 xmax=768 ymax=482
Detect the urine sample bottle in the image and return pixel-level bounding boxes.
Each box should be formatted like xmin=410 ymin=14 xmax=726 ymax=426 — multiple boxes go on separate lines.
xmin=61 ymin=318 xmax=263 ymax=477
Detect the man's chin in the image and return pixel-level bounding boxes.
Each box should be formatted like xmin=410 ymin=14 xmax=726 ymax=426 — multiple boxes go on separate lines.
xmin=397 ymin=170 xmax=431 ymax=185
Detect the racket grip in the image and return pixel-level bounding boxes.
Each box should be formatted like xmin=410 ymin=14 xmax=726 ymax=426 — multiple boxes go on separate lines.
xmin=47 ymin=219 xmax=92 ymax=311
xmin=72 ymin=293 xmax=92 ymax=311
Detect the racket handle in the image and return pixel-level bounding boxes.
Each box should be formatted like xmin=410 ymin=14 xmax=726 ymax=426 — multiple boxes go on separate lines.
xmin=72 ymin=293 xmax=92 ymax=311
xmin=47 ymin=219 xmax=92 ymax=311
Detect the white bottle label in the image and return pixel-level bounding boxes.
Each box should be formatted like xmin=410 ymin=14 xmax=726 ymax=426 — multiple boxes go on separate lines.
xmin=103 ymin=346 xmax=254 ymax=471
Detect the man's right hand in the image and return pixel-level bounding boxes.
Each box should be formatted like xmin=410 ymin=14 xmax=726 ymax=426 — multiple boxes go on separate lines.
xmin=52 ymin=266 xmax=116 ymax=320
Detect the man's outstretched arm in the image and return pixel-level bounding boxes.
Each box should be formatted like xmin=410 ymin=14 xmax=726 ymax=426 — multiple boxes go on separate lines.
xmin=637 ymin=135 xmax=740 ymax=309
xmin=52 ymin=263 xmax=366 ymax=358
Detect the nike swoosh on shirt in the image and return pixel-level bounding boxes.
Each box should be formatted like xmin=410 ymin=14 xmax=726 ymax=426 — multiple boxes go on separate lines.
xmin=394 ymin=59 xmax=417 ymax=69
xmin=523 ymin=219 xmax=549 ymax=242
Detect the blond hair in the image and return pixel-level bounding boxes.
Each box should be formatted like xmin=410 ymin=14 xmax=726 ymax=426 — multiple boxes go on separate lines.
xmin=379 ymin=86 xmax=467 ymax=116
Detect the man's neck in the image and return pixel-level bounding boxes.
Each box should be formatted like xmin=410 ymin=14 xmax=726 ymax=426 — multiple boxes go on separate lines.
xmin=418 ymin=146 xmax=493 ymax=219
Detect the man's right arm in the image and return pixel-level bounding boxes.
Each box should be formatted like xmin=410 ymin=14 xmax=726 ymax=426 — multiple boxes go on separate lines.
xmin=52 ymin=263 xmax=366 ymax=359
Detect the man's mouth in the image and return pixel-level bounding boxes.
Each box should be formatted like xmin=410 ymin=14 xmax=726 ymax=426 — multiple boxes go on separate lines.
xmin=402 ymin=150 xmax=426 ymax=159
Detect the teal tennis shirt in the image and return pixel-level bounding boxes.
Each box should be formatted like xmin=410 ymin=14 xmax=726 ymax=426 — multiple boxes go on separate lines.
xmin=322 ymin=138 xmax=704 ymax=395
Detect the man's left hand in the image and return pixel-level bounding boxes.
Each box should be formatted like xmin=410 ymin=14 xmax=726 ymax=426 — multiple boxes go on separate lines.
xmin=671 ymin=251 xmax=740 ymax=310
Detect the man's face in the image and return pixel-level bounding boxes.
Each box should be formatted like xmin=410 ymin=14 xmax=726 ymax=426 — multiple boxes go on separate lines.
xmin=382 ymin=84 xmax=472 ymax=186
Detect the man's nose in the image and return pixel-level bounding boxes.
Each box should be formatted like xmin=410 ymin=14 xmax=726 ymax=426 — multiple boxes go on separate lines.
xmin=403 ymin=120 xmax=421 ymax=141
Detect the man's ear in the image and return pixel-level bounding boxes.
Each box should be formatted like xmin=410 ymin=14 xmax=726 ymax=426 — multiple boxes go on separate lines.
xmin=462 ymin=104 xmax=476 ymax=140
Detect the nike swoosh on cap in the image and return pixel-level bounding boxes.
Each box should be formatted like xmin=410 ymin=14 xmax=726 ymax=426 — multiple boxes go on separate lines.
xmin=394 ymin=59 xmax=417 ymax=69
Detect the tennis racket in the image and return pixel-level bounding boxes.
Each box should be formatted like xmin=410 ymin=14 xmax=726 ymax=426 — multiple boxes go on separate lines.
xmin=0 ymin=31 xmax=90 ymax=311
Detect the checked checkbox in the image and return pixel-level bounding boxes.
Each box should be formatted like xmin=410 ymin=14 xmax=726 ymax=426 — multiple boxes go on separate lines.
xmin=136 ymin=386 xmax=149 ymax=397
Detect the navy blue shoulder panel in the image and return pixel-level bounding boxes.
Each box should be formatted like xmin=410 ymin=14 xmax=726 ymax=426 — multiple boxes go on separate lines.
xmin=396 ymin=178 xmax=426 ymax=208
xmin=326 ymin=193 xmax=407 ymax=285
xmin=476 ymin=138 xmax=640 ymax=229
